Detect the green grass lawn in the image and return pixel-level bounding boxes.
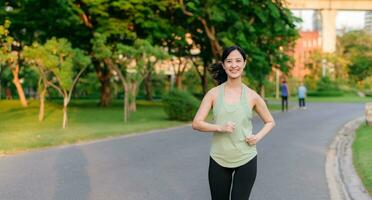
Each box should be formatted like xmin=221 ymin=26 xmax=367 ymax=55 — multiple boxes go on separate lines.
xmin=307 ymin=96 xmax=372 ymax=103
xmin=266 ymin=95 xmax=372 ymax=104
xmin=353 ymin=123 xmax=372 ymax=196
xmin=1 ymin=95 xmax=367 ymax=156
xmin=0 ymin=99 xmax=185 ymax=155
xmin=0 ymin=98 xmax=284 ymax=155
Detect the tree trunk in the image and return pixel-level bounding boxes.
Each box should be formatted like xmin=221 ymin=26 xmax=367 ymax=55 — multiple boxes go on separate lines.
xmin=210 ymin=39 xmax=222 ymax=59
xmin=178 ymin=0 xmax=222 ymax=58
xmin=100 ymin=79 xmax=111 ymax=106
xmin=144 ymin=71 xmax=153 ymax=101
xmin=202 ymin=64 xmax=208 ymax=94
xmin=124 ymin=85 xmax=128 ymax=122
xmin=128 ymin=80 xmax=138 ymax=112
xmin=62 ymin=97 xmax=68 ymax=129
xmin=95 ymin=66 xmax=112 ymax=107
xmin=103 ymin=58 xmax=129 ymax=122
xmin=0 ymin=66 xmax=2 ymax=100
xmin=38 ymin=88 xmax=46 ymax=122
xmin=259 ymin=83 xmax=265 ymax=98
xmin=11 ymin=63 xmax=28 ymax=107
xmin=175 ymin=74 xmax=182 ymax=89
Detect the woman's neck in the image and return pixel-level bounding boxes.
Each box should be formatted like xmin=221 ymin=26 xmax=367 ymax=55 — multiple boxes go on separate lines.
xmin=225 ymin=78 xmax=242 ymax=89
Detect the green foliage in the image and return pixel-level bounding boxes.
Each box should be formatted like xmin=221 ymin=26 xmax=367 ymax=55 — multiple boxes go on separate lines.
xmin=183 ymin=69 xmax=203 ymax=95
xmin=74 ymin=71 xmax=101 ymax=98
xmin=353 ymin=124 xmax=372 ymax=196
xmin=349 ymin=56 xmax=372 ymax=81
xmin=316 ymin=77 xmax=340 ymax=92
xmin=23 ymin=37 xmax=91 ymax=92
xmin=1 ymin=0 xmax=89 ymax=47
xmin=3 ymin=0 xmax=300 ymax=101
xmin=308 ymin=77 xmax=343 ymax=97
xmin=138 ymin=72 xmax=168 ymax=100
xmin=178 ymin=0 xmax=300 ymax=91
xmin=339 ymin=31 xmax=372 ymax=85
xmin=0 ymin=100 xmax=185 ymax=154
xmin=307 ymin=91 xmax=343 ymax=97
xmin=0 ymin=20 xmax=17 ymax=65
xmin=162 ymin=89 xmax=200 ymax=121
xmin=91 ymin=34 xmax=170 ymax=103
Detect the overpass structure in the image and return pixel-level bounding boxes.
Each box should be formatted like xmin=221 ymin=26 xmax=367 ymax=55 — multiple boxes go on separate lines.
xmin=285 ymin=0 xmax=372 ymax=52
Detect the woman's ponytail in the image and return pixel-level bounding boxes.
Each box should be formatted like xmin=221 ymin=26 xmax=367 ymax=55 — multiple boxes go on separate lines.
xmin=209 ymin=62 xmax=227 ymax=85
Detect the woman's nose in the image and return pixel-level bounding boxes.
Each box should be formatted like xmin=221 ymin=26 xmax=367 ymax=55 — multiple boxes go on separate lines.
xmin=232 ymin=63 xmax=239 ymax=68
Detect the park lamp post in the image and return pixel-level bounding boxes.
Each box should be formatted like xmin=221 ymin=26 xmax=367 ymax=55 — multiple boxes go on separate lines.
xmin=322 ymin=58 xmax=327 ymax=77
xmin=275 ymin=46 xmax=284 ymax=99
xmin=366 ymin=103 xmax=372 ymax=126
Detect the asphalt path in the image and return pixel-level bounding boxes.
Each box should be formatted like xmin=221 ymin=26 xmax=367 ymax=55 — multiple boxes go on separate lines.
xmin=0 ymin=103 xmax=365 ymax=200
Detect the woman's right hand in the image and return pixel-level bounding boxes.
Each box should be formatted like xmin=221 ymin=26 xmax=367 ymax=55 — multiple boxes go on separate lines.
xmin=218 ymin=121 xmax=235 ymax=133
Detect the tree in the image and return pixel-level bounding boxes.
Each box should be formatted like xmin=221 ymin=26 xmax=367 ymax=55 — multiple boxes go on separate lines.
xmin=2 ymin=0 xmax=90 ymax=106
xmin=177 ymin=0 xmax=299 ymax=95
xmin=2 ymin=0 xmax=171 ymax=106
xmin=24 ymin=38 xmax=90 ymax=128
xmin=0 ymin=20 xmax=28 ymax=106
xmin=68 ymin=0 xmax=171 ymax=106
xmin=92 ymin=34 xmax=168 ymax=122
xmin=349 ymin=56 xmax=372 ymax=82
xmin=131 ymin=40 xmax=168 ymax=108
xmin=23 ymin=42 xmax=52 ymax=122
xmin=339 ymin=31 xmax=372 ymax=82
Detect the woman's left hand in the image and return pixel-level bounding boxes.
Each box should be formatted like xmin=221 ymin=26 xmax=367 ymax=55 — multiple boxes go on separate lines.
xmin=246 ymin=135 xmax=261 ymax=145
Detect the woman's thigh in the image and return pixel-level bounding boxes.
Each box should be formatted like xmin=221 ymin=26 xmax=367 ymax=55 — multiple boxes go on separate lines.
xmin=231 ymin=156 xmax=257 ymax=200
xmin=208 ymin=157 xmax=233 ymax=200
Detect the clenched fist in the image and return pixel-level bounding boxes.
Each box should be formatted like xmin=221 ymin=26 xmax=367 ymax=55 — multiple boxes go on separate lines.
xmin=246 ymin=135 xmax=261 ymax=145
xmin=219 ymin=121 xmax=236 ymax=133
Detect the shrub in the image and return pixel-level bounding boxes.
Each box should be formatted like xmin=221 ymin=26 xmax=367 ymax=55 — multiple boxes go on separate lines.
xmin=308 ymin=77 xmax=344 ymax=97
xmin=365 ymin=90 xmax=372 ymax=97
xmin=316 ymin=77 xmax=340 ymax=92
xmin=307 ymin=91 xmax=344 ymax=97
xmin=162 ymin=90 xmax=200 ymax=121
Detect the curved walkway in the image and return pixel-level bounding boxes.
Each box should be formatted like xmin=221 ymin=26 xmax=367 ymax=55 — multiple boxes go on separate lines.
xmin=0 ymin=103 xmax=365 ymax=200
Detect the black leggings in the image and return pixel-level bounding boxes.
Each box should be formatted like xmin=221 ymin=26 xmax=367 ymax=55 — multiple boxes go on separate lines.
xmin=281 ymin=96 xmax=288 ymax=111
xmin=299 ymin=98 xmax=305 ymax=107
xmin=208 ymin=156 xmax=257 ymax=200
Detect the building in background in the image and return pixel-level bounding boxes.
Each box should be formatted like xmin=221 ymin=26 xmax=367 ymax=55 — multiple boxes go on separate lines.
xmin=291 ymin=31 xmax=322 ymax=81
xmin=313 ymin=11 xmax=322 ymax=32
xmin=270 ymin=31 xmax=321 ymax=98
xmin=365 ymin=11 xmax=372 ymax=33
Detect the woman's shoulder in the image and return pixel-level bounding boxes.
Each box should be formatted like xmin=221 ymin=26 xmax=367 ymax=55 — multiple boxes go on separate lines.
xmin=206 ymin=86 xmax=220 ymax=97
xmin=244 ymin=85 xmax=260 ymax=100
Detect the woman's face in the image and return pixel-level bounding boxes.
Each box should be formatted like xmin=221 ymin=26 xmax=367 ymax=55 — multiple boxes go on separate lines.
xmin=222 ymin=50 xmax=246 ymax=79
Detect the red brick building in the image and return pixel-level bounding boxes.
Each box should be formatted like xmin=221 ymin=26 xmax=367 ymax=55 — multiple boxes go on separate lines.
xmin=291 ymin=31 xmax=321 ymax=80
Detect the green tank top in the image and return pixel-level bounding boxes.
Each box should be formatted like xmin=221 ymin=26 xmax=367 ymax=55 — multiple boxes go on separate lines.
xmin=210 ymin=82 xmax=257 ymax=168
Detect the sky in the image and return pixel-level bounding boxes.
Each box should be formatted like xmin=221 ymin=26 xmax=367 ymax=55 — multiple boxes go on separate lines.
xmin=291 ymin=10 xmax=366 ymax=31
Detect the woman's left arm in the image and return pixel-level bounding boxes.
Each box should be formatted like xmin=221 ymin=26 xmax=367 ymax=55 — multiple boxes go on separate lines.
xmin=246 ymin=95 xmax=276 ymax=145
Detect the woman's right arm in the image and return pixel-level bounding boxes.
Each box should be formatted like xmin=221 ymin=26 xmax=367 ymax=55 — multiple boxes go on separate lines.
xmin=192 ymin=89 xmax=234 ymax=133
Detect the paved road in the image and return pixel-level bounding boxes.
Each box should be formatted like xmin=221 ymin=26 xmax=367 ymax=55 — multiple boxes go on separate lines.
xmin=0 ymin=103 xmax=365 ymax=200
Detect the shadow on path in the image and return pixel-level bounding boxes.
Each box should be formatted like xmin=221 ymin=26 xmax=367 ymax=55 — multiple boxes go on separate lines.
xmin=54 ymin=146 xmax=91 ymax=200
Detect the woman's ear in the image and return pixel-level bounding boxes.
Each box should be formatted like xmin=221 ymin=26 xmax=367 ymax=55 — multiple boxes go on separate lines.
xmin=221 ymin=61 xmax=226 ymax=69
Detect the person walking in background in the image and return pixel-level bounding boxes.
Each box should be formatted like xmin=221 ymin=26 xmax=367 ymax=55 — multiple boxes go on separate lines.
xmin=192 ymin=45 xmax=275 ymax=200
xmin=281 ymin=80 xmax=289 ymax=112
xmin=298 ymin=82 xmax=307 ymax=109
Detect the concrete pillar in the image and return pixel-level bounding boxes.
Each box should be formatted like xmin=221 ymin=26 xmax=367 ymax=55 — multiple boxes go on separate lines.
xmin=275 ymin=69 xmax=279 ymax=99
xmin=366 ymin=102 xmax=372 ymax=126
xmin=320 ymin=9 xmax=337 ymax=53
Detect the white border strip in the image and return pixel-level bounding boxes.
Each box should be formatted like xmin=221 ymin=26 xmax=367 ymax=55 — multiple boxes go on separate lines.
xmin=326 ymin=117 xmax=371 ymax=200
